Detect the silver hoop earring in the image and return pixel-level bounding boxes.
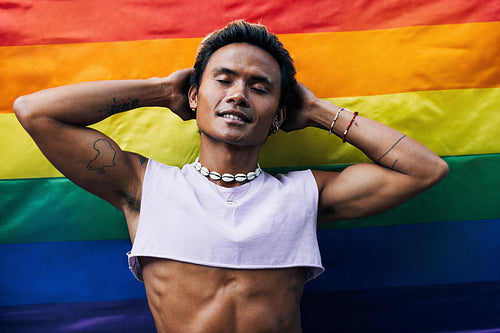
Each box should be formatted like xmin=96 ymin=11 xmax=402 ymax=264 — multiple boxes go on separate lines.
xmin=271 ymin=123 xmax=279 ymax=134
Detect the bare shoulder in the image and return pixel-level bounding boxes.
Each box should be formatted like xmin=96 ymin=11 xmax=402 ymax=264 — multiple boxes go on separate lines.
xmin=311 ymin=163 xmax=422 ymax=225
xmin=311 ymin=169 xmax=341 ymax=191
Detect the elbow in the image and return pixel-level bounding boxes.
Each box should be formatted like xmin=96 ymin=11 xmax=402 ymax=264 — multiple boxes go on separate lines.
xmin=434 ymin=157 xmax=449 ymax=182
xmin=13 ymin=95 xmax=38 ymax=129
xmin=14 ymin=95 xmax=30 ymax=120
xmin=424 ymin=157 xmax=449 ymax=188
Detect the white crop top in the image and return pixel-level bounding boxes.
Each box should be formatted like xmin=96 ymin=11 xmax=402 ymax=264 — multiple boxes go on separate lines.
xmin=128 ymin=159 xmax=324 ymax=282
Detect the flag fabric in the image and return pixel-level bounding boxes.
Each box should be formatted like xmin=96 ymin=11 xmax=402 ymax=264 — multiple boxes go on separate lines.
xmin=1 ymin=0 xmax=500 ymax=332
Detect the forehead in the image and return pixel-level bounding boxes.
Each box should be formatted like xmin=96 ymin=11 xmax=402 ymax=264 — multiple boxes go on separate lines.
xmin=203 ymin=43 xmax=281 ymax=83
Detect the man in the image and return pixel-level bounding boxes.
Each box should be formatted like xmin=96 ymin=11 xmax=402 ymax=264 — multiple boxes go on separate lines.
xmin=14 ymin=20 xmax=448 ymax=332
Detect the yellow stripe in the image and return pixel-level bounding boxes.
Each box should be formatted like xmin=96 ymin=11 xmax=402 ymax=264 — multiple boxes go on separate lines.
xmin=2 ymin=109 xmax=200 ymax=179
xmin=2 ymin=21 xmax=499 ymax=113
xmin=3 ymin=87 xmax=499 ymax=179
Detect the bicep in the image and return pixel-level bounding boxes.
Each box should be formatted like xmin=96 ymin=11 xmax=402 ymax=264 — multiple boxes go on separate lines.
xmin=314 ymin=163 xmax=423 ymax=225
xmin=22 ymin=116 xmax=144 ymax=210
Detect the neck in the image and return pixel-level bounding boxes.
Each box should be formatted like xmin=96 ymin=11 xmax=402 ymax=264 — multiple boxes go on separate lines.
xmin=199 ymin=138 xmax=262 ymax=188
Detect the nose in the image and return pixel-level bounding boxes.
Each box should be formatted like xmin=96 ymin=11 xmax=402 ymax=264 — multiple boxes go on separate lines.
xmin=226 ymin=82 xmax=249 ymax=107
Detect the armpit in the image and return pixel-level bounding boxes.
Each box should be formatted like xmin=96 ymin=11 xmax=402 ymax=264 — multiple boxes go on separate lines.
xmin=115 ymin=188 xmax=141 ymax=212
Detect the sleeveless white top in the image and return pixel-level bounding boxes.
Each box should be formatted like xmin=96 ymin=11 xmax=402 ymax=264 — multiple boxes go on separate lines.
xmin=128 ymin=159 xmax=324 ymax=282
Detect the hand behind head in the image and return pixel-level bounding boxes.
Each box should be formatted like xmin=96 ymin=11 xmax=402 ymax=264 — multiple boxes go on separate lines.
xmin=163 ymin=68 xmax=196 ymax=121
xmin=280 ymin=82 xmax=316 ymax=132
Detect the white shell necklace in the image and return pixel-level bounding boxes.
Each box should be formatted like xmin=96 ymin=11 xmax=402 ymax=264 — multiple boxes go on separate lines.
xmin=193 ymin=157 xmax=262 ymax=183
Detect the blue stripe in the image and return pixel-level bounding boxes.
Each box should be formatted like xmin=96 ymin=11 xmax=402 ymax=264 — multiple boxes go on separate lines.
xmin=0 ymin=239 xmax=145 ymax=306
xmin=2 ymin=219 xmax=500 ymax=306
xmin=306 ymin=218 xmax=500 ymax=294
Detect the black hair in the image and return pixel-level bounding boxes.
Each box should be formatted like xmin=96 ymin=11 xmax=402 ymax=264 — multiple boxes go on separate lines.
xmin=191 ymin=20 xmax=297 ymax=108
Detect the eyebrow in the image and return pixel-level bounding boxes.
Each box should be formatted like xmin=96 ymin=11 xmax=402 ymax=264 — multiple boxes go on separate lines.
xmin=213 ymin=67 xmax=274 ymax=87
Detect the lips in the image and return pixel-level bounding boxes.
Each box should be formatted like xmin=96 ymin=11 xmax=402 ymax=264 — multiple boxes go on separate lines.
xmin=218 ymin=110 xmax=251 ymax=123
xmin=223 ymin=114 xmax=245 ymax=121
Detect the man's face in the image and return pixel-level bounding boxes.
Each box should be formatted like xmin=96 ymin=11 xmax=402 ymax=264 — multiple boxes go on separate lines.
xmin=189 ymin=43 xmax=284 ymax=147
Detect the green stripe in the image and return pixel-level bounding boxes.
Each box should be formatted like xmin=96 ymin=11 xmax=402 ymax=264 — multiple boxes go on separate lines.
xmin=0 ymin=178 xmax=128 ymax=244
xmin=1 ymin=154 xmax=499 ymax=244
xmin=301 ymin=154 xmax=500 ymax=230
xmin=269 ymin=154 xmax=500 ymax=230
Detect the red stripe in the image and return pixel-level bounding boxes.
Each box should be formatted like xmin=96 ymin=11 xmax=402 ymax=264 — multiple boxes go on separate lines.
xmin=1 ymin=0 xmax=500 ymax=46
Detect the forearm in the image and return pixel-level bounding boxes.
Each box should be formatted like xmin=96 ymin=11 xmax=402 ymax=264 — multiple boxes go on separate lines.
xmin=14 ymin=78 xmax=166 ymax=127
xmin=310 ymin=99 xmax=448 ymax=183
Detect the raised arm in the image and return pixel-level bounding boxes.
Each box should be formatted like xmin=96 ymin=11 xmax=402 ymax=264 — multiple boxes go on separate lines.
xmin=14 ymin=69 xmax=193 ymax=216
xmin=283 ymin=83 xmax=449 ymax=225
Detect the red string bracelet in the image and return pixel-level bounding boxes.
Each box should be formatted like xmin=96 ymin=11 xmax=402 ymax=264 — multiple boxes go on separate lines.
xmin=342 ymin=111 xmax=359 ymax=143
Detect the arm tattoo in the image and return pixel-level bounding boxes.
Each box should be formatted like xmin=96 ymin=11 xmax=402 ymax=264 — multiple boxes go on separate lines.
xmin=377 ymin=135 xmax=407 ymax=163
xmin=138 ymin=155 xmax=147 ymax=165
xmin=87 ymin=139 xmax=117 ymax=173
xmin=391 ymin=159 xmax=399 ymax=170
xmin=98 ymin=97 xmax=140 ymax=117
xmin=130 ymin=152 xmax=147 ymax=165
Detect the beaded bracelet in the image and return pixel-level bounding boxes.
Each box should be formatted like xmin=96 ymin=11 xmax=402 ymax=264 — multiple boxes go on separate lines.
xmin=328 ymin=107 xmax=346 ymax=135
xmin=342 ymin=111 xmax=359 ymax=143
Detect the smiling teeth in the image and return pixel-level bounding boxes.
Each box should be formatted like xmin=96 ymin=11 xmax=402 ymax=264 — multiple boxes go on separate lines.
xmin=223 ymin=114 xmax=244 ymax=121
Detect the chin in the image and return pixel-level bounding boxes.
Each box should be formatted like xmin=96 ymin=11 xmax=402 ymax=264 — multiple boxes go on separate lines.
xmin=199 ymin=122 xmax=268 ymax=146
xmin=203 ymin=132 xmax=265 ymax=148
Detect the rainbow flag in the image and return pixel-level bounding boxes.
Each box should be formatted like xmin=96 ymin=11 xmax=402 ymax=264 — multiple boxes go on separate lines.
xmin=1 ymin=0 xmax=499 ymax=332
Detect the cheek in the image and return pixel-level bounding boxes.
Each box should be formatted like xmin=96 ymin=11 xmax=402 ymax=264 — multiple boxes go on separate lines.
xmin=194 ymin=95 xmax=219 ymax=131
xmin=255 ymin=111 xmax=277 ymax=136
xmin=196 ymin=85 xmax=222 ymax=110
xmin=257 ymin=100 xmax=280 ymax=123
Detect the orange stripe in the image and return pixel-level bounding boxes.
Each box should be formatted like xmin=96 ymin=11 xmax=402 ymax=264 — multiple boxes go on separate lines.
xmin=285 ymin=21 xmax=500 ymax=98
xmin=1 ymin=38 xmax=199 ymax=113
xmin=2 ymin=21 xmax=500 ymax=113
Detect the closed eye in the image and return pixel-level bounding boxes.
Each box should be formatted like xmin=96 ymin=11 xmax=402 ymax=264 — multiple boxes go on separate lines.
xmin=251 ymin=87 xmax=268 ymax=95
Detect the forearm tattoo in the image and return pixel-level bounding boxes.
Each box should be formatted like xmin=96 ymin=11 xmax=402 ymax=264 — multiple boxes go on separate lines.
xmin=391 ymin=159 xmax=400 ymax=170
xmin=377 ymin=135 xmax=407 ymax=169
xmin=87 ymin=139 xmax=117 ymax=173
xmin=98 ymin=97 xmax=139 ymax=117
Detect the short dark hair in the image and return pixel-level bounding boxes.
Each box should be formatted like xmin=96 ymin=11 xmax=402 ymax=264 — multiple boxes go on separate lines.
xmin=191 ymin=20 xmax=297 ymax=108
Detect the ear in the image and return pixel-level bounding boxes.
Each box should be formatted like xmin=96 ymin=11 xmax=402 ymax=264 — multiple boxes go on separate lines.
xmin=274 ymin=107 xmax=286 ymax=127
xmin=188 ymin=85 xmax=198 ymax=109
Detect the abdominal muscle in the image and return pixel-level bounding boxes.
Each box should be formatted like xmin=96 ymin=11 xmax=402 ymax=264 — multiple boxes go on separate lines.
xmin=139 ymin=257 xmax=306 ymax=333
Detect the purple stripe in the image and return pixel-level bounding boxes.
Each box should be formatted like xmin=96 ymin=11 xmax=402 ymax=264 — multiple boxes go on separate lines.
xmin=301 ymin=281 xmax=500 ymax=333
xmin=2 ymin=282 xmax=500 ymax=332
xmin=0 ymin=299 xmax=156 ymax=333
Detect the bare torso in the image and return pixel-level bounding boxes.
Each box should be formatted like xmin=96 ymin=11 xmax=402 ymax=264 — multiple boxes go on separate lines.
xmin=139 ymin=257 xmax=306 ymax=333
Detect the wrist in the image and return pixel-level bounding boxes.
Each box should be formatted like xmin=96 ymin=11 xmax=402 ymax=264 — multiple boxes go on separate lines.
xmin=308 ymin=99 xmax=360 ymax=140
xmin=308 ymin=99 xmax=340 ymax=130
xmin=148 ymin=77 xmax=171 ymax=108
